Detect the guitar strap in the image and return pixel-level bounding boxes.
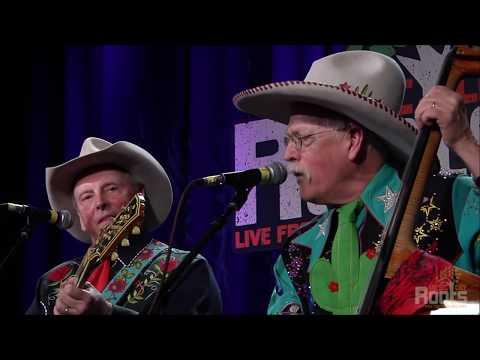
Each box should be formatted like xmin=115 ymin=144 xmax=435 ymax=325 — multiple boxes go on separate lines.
xmin=102 ymin=240 xmax=168 ymax=305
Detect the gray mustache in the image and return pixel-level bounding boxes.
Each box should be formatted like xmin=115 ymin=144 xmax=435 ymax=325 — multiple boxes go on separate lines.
xmin=287 ymin=164 xmax=307 ymax=177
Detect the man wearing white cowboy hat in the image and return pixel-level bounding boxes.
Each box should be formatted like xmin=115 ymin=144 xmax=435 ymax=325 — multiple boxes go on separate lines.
xmin=234 ymin=50 xmax=479 ymax=315
xmin=26 ymin=137 xmax=222 ymax=315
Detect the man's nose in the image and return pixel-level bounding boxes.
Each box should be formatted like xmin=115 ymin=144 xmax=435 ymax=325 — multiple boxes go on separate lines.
xmin=284 ymin=142 xmax=300 ymax=162
xmin=95 ymin=194 xmax=109 ymax=211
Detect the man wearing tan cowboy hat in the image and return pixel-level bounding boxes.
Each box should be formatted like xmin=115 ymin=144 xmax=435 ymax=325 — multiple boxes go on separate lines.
xmin=26 ymin=137 xmax=222 ymax=315
xmin=233 ymin=50 xmax=479 ymax=315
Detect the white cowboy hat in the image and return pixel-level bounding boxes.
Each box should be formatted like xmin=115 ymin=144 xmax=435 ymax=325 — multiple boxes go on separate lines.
xmin=46 ymin=137 xmax=173 ymax=243
xmin=233 ymin=50 xmax=418 ymax=162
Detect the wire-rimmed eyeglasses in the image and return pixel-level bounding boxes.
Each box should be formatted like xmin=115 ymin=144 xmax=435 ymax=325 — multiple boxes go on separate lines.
xmin=283 ymin=129 xmax=338 ymax=150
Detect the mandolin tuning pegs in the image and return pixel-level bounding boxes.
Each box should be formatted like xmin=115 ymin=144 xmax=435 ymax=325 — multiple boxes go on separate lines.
xmin=121 ymin=238 xmax=130 ymax=247
xmin=132 ymin=226 xmax=141 ymax=235
xmin=111 ymin=251 xmax=119 ymax=262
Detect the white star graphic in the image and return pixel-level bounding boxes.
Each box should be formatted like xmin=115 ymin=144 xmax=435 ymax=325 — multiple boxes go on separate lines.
xmin=376 ymin=186 xmax=399 ymax=213
xmin=315 ymin=223 xmax=326 ymax=240
xmin=396 ymin=45 xmax=452 ymax=96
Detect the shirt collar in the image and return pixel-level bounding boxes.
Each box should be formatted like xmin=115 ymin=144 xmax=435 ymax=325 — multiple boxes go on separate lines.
xmin=360 ymin=163 xmax=401 ymax=227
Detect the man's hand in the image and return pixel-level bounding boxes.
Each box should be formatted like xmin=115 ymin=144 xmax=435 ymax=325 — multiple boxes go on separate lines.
xmin=415 ymin=85 xmax=471 ymax=148
xmin=415 ymin=85 xmax=479 ymax=177
xmin=53 ymin=276 xmax=113 ymax=315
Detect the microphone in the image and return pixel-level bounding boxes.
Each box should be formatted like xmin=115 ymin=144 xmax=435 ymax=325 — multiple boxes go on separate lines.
xmin=196 ymin=162 xmax=288 ymax=188
xmin=1 ymin=203 xmax=73 ymax=229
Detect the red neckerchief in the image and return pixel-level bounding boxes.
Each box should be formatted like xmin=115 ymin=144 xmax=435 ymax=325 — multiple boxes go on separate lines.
xmin=86 ymin=259 xmax=111 ymax=292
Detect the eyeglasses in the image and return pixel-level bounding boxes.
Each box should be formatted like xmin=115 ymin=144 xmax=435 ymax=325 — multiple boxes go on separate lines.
xmin=283 ymin=129 xmax=338 ymax=151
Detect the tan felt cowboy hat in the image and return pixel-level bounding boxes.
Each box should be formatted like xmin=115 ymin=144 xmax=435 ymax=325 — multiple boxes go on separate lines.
xmin=46 ymin=137 xmax=173 ymax=243
xmin=233 ymin=50 xmax=418 ymax=162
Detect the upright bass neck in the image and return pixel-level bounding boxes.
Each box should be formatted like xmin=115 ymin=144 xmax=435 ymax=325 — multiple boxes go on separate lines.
xmin=358 ymin=46 xmax=480 ymax=314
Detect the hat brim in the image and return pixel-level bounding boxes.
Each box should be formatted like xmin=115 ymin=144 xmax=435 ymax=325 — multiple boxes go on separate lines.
xmin=233 ymin=81 xmax=418 ymax=163
xmin=46 ymin=142 xmax=172 ymax=243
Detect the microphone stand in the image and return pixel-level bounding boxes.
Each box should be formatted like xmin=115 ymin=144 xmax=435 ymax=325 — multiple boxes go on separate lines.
xmin=0 ymin=214 xmax=33 ymax=276
xmin=147 ymin=186 xmax=252 ymax=315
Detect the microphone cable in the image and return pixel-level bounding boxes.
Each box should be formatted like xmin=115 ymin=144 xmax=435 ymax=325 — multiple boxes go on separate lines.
xmin=147 ymin=178 xmax=200 ymax=314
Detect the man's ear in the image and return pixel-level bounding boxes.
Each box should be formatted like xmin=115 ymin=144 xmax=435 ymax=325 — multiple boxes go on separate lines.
xmin=77 ymin=211 xmax=86 ymax=232
xmin=346 ymin=125 xmax=366 ymax=163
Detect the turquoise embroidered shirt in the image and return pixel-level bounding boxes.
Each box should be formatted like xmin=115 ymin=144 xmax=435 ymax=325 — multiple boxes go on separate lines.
xmin=268 ymin=164 xmax=480 ymax=314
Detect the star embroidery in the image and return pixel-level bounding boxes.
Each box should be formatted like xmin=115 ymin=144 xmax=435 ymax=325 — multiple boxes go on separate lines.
xmin=376 ymin=185 xmax=398 ymax=213
xmin=414 ymin=224 xmax=429 ymax=245
xmin=427 ymin=217 xmax=444 ymax=232
xmin=315 ymin=223 xmax=326 ymax=240
xmin=420 ymin=196 xmax=440 ymax=218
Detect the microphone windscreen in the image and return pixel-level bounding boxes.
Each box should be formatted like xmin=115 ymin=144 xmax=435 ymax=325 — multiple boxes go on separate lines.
xmin=58 ymin=209 xmax=74 ymax=229
xmin=268 ymin=162 xmax=288 ymax=185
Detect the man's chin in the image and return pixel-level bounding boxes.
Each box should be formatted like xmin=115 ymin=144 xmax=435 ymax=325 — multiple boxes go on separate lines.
xmin=299 ymin=190 xmax=315 ymax=203
xmin=299 ymin=189 xmax=326 ymax=205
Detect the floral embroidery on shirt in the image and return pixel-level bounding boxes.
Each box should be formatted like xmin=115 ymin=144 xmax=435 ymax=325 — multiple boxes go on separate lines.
xmin=126 ymin=254 xmax=181 ymax=304
xmin=108 ymin=278 xmax=127 ymax=293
